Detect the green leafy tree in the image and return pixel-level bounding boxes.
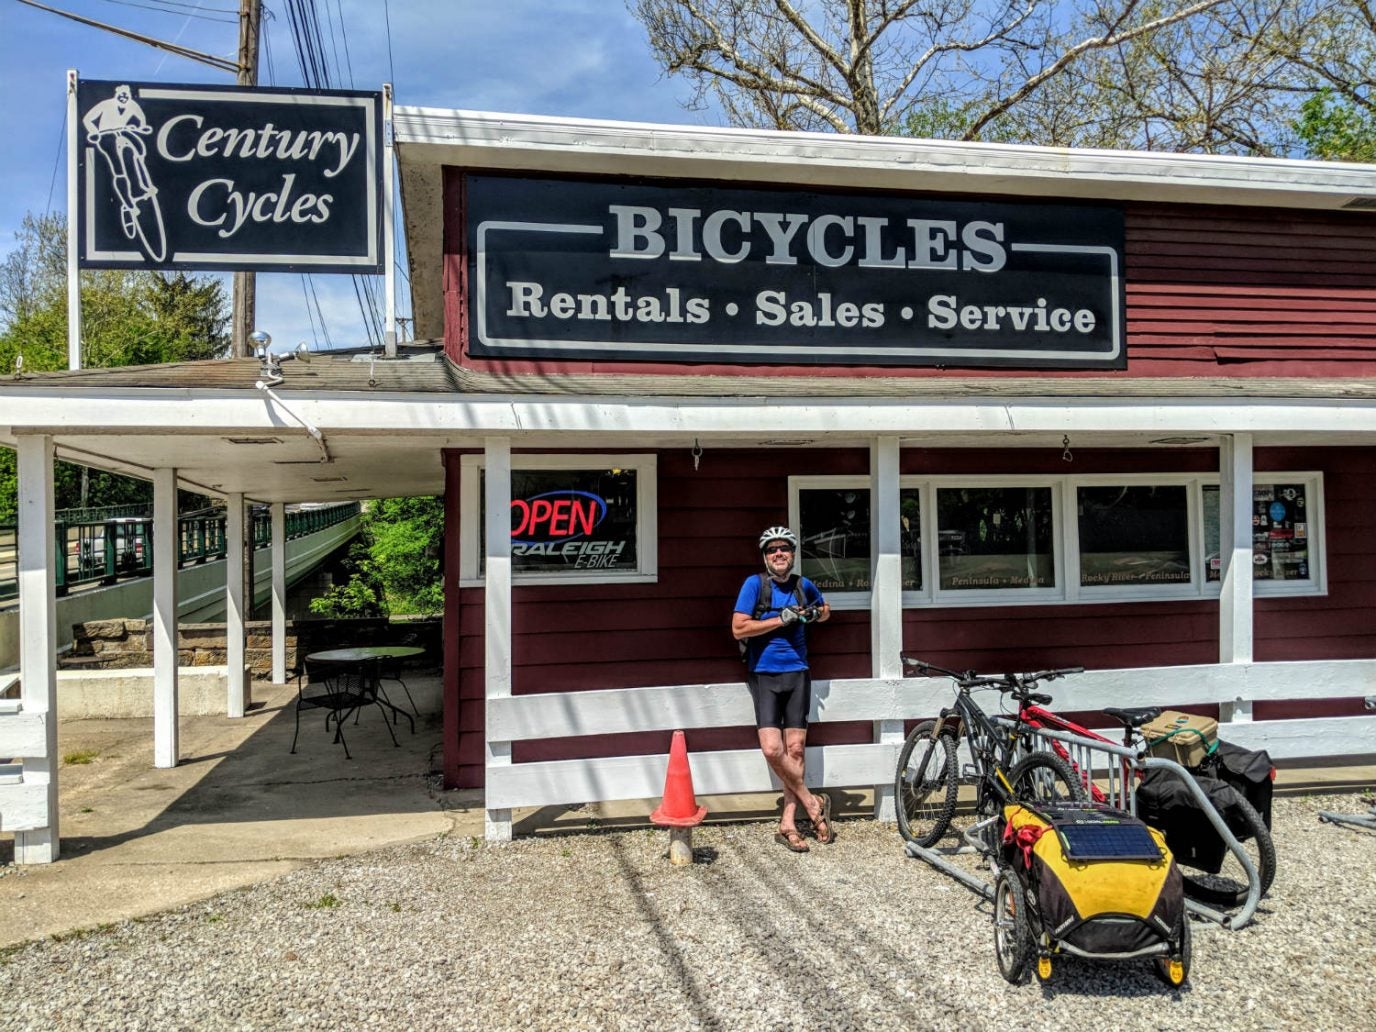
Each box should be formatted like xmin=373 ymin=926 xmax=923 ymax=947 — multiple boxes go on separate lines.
xmin=0 ymin=212 xmax=229 ymax=522
xmin=1296 ymin=89 xmax=1376 ymax=161
xmin=309 ymin=497 xmax=444 ymax=619
xmin=309 ymin=540 xmax=389 ymax=619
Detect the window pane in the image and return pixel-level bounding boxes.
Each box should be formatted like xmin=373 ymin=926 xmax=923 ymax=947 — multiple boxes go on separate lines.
xmin=937 ymin=486 xmax=1055 ymax=590
xmin=797 ymin=487 xmax=923 ymax=592
xmin=1078 ymin=485 xmax=1190 ymax=587
xmin=799 ymin=487 xmax=871 ymax=592
xmin=900 ymin=488 xmax=922 ymax=591
xmin=1203 ymin=483 xmax=1312 ymax=582
xmin=479 ymin=468 xmax=639 ymax=575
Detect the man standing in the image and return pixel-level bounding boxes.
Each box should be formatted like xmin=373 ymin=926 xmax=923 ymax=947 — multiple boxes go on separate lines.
xmin=732 ymin=526 xmax=833 ymax=852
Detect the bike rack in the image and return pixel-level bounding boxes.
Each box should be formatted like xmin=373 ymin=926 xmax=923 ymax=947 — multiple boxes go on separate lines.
xmin=902 ymin=726 xmax=1262 ymax=931
xmin=1317 ymin=699 xmax=1376 ymax=831
xmin=1022 ymin=727 xmax=1261 ymax=930
xmin=1318 ymin=804 xmax=1376 ymax=832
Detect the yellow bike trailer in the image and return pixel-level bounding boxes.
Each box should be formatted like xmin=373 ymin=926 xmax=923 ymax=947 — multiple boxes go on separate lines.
xmin=995 ymin=803 xmax=1190 ymax=987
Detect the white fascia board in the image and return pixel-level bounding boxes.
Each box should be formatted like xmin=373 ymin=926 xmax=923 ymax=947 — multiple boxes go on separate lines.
xmin=393 ymin=107 xmax=1376 ymax=211
xmin=2 ymin=387 xmax=1375 ymax=438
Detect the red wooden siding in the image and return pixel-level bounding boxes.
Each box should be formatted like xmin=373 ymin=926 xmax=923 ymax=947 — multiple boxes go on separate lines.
xmin=444 ymin=446 xmax=1376 ymax=788
xmin=443 ymin=166 xmax=1376 ymax=380
xmin=1124 ymin=207 xmax=1376 ymax=368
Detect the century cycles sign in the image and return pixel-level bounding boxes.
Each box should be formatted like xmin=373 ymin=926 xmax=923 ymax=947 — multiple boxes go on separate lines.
xmin=76 ymin=80 xmax=381 ymax=272
xmin=467 ymin=175 xmax=1126 ymax=369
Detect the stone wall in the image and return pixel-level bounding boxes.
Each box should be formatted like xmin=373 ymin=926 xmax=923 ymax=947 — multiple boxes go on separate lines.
xmin=62 ymin=617 xmax=435 ymax=681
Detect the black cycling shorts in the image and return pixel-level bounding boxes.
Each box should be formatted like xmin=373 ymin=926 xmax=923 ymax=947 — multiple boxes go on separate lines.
xmin=747 ymin=669 xmax=811 ymax=730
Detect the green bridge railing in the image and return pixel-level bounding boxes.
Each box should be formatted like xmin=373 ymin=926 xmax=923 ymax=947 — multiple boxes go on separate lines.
xmin=0 ymin=502 xmax=361 ymax=603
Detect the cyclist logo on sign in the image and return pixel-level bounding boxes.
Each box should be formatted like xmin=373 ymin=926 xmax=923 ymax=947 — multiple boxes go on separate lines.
xmin=82 ymin=84 xmax=167 ymax=262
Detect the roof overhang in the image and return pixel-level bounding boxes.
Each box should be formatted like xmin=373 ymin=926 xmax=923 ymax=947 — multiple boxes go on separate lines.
xmin=3 ymin=381 xmax=1374 ymax=504
xmin=393 ymin=107 xmax=1376 ymax=339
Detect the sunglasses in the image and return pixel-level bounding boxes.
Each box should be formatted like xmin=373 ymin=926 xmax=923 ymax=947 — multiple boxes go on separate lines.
xmin=764 ymin=544 xmax=795 ymax=555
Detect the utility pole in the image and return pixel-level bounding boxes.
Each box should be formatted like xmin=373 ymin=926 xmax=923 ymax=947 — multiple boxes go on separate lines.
xmin=231 ymin=0 xmax=261 ymax=359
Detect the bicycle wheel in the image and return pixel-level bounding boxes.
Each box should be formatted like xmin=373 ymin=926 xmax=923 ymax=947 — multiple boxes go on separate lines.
xmin=1180 ymin=794 xmax=1276 ymax=908
xmin=993 ymin=871 xmax=1034 ymax=985
xmin=1152 ymin=913 xmax=1192 ymax=988
xmin=132 ymin=190 xmax=167 ymax=263
xmin=894 ymin=720 xmax=958 ymax=847
xmin=1008 ymin=751 xmax=1087 ymax=805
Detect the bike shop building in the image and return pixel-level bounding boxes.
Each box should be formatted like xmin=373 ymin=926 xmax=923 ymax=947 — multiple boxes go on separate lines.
xmin=3 ymin=108 xmax=1373 ymax=847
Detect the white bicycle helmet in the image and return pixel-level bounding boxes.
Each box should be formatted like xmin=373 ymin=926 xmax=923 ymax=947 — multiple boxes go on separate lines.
xmin=758 ymin=526 xmax=799 ymax=552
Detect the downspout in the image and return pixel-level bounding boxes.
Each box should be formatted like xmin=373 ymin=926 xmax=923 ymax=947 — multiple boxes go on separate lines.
xmin=254 ymin=380 xmax=332 ymax=463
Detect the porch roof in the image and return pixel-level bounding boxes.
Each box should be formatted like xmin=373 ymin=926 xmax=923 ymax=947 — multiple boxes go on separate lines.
xmin=2 ymin=344 xmax=1374 ymax=506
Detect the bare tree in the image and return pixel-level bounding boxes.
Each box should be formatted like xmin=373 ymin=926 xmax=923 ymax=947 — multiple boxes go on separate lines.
xmin=631 ymin=0 xmax=1366 ymax=154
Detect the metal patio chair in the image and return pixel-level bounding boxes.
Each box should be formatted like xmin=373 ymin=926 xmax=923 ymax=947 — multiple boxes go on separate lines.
xmin=290 ymin=659 xmax=398 ymax=760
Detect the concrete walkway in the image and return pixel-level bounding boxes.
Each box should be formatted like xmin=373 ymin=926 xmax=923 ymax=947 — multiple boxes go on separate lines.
xmin=1 ymin=682 xmax=1371 ymax=949
xmin=0 ymin=680 xmax=479 ymax=947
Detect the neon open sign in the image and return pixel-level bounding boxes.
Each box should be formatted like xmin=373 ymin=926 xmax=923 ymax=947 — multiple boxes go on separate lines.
xmin=510 ymin=490 xmax=608 ymax=543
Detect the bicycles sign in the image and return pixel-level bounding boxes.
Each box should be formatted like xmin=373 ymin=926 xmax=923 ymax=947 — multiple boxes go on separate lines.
xmin=75 ymin=80 xmax=382 ymax=273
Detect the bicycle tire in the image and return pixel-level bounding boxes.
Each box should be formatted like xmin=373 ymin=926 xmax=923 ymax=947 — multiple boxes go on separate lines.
xmin=993 ymin=871 xmax=1033 ymax=985
xmin=1152 ymin=912 xmax=1192 ymax=988
xmin=894 ymin=720 xmax=958 ymax=847
xmin=1008 ymin=750 xmax=1087 ymax=806
xmin=1180 ymin=794 xmax=1277 ymax=908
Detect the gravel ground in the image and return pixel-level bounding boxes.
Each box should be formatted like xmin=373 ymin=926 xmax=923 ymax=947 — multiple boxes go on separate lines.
xmin=1 ymin=792 xmax=1372 ymax=1031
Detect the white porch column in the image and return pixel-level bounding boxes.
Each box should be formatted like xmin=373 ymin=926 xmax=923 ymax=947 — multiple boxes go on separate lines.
xmin=152 ymin=467 xmax=180 ymax=768
xmin=15 ymin=436 xmax=59 ymax=863
xmin=870 ymin=436 xmax=903 ymax=821
xmin=271 ymin=502 xmax=286 ymax=685
xmin=225 ymin=492 xmax=247 ymax=718
xmin=1219 ymin=433 xmax=1255 ymax=722
xmin=483 ymin=436 xmax=513 ymax=841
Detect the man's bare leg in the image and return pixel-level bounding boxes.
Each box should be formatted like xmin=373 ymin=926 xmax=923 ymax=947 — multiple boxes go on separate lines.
xmin=758 ymin=727 xmax=822 ymax=831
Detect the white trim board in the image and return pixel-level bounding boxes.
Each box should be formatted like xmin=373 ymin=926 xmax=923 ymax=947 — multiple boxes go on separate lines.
xmin=486 ymin=714 xmax=1376 ymax=811
xmin=486 ymin=660 xmax=1376 ymax=742
xmin=488 ymin=742 xmax=890 ymax=811
xmin=4 ymin=392 xmax=1375 ymax=439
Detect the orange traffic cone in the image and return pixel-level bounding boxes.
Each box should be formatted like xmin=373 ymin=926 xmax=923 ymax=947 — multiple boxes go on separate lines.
xmin=650 ymin=730 xmax=707 ymax=827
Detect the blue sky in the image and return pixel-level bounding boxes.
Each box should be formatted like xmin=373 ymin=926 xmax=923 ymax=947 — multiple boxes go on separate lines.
xmin=0 ymin=0 xmax=719 ymax=350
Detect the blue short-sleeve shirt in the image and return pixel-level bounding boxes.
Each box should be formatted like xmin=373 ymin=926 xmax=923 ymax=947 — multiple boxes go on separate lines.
xmin=734 ymin=574 xmax=825 ymax=673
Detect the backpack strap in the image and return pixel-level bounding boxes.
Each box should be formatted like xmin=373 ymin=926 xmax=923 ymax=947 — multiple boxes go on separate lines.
xmin=751 ymin=572 xmax=772 ymax=620
xmin=753 ymin=573 xmax=807 ymax=619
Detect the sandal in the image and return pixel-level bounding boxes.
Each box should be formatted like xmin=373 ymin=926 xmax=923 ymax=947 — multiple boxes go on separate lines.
xmin=808 ymin=793 xmax=835 ymax=845
xmin=774 ymin=828 xmax=810 ymax=853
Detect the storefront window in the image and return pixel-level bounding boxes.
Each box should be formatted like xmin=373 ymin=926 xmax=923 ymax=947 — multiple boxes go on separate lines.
xmin=936 ymin=486 xmax=1055 ymax=591
xmin=1203 ymin=482 xmax=1313 ymax=583
xmin=460 ymin=456 xmax=657 ymax=584
xmin=795 ymin=486 xmax=922 ymax=593
xmin=1078 ymin=485 xmax=1190 ymax=587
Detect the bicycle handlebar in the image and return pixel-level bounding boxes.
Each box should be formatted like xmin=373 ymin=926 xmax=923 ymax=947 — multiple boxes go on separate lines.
xmin=900 ymin=654 xmax=1084 ymax=693
xmin=87 ymin=125 xmax=152 ymax=140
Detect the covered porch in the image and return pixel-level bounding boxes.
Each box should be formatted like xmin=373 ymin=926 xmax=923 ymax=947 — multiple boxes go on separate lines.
xmin=3 ymin=355 xmax=1372 ymax=855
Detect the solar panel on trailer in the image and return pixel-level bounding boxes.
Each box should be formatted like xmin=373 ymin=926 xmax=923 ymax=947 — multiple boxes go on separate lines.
xmin=1054 ymin=822 xmax=1163 ymax=862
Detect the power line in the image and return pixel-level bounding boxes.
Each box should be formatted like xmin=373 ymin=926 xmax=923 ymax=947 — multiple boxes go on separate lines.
xmin=15 ymin=0 xmax=238 ymax=73
xmin=45 ymin=113 xmax=66 ymax=216
xmin=93 ymin=0 xmax=237 ymax=23
xmin=382 ymin=0 xmax=395 ymax=87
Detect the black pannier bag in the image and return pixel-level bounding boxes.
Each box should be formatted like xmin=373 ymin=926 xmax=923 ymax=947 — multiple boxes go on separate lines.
xmin=1135 ymin=769 xmax=1253 ymax=876
xmin=1211 ymin=740 xmax=1275 ymax=831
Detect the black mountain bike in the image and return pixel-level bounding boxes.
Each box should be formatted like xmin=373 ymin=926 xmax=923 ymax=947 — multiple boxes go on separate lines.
xmin=895 ymin=656 xmax=1086 ymax=847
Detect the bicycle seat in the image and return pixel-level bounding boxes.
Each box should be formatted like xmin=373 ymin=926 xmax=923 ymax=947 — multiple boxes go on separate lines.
xmin=1103 ymin=706 xmax=1161 ymax=728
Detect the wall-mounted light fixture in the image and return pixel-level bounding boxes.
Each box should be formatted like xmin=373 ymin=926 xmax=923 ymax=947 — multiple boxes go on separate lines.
xmin=252 ymin=331 xmax=311 ymax=384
